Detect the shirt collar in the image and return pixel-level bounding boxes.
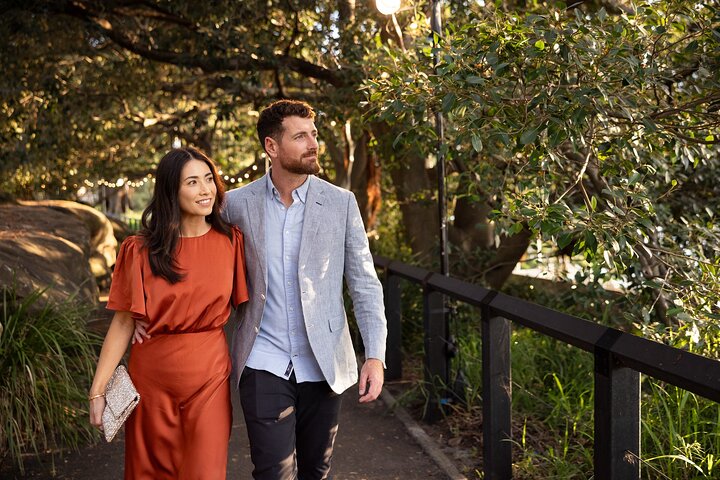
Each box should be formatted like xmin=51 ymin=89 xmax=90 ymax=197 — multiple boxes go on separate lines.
xmin=266 ymin=170 xmax=310 ymax=204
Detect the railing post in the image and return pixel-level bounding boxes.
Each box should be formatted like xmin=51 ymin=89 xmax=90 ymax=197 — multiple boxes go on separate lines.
xmin=423 ymin=287 xmax=447 ymax=423
xmin=594 ymin=330 xmax=641 ymax=479
xmin=385 ymin=271 xmax=402 ymax=381
xmin=482 ymin=310 xmax=512 ymax=480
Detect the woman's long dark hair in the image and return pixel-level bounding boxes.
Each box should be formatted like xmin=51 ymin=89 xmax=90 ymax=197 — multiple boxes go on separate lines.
xmin=140 ymin=147 xmax=232 ymax=283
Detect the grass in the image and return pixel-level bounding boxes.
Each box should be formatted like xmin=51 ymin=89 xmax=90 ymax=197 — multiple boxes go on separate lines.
xmin=0 ymin=283 xmax=101 ymax=473
xmin=641 ymin=381 xmax=720 ymax=479
xmin=394 ymin=297 xmax=720 ymax=479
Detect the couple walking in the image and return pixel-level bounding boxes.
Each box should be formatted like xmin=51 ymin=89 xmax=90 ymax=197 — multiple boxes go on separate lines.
xmin=88 ymin=100 xmax=387 ymax=479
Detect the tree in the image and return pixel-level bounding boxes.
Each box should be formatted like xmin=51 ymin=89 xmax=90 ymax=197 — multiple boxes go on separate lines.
xmin=5 ymin=0 xmax=718 ymax=339
xmin=365 ymin=0 xmax=720 ymax=339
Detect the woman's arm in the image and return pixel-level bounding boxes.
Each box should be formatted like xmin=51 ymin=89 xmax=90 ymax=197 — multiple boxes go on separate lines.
xmin=88 ymin=310 xmax=135 ymax=428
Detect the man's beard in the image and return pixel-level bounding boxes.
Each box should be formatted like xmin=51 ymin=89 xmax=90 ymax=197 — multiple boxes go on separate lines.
xmin=283 ymin=154 xmax=320 ymax=175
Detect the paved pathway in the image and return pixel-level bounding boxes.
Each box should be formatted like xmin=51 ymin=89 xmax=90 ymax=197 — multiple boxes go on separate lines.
xmin=4 ymin=309 xmax=456 ymax=479
xmin=8 ymin=388 xmax=448 ymax=479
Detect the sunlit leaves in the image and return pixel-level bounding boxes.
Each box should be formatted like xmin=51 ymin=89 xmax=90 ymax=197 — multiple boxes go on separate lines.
xmin=364 ymin=0 xmax=720 ymax=334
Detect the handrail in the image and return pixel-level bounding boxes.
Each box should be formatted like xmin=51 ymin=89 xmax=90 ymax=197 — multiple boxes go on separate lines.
xmin=373 ymin=254 xmax=720 ymax=479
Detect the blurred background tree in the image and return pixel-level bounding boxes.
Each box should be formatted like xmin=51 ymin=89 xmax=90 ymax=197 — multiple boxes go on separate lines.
xmin=2 ymin=0 xmax=719 ymax=337
xmin=365 ymin=0 xmax=720 ymax=347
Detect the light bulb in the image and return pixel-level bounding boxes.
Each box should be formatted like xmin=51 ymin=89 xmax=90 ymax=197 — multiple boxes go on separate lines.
xmin=376 ymin=0 xmax=400 ymax=15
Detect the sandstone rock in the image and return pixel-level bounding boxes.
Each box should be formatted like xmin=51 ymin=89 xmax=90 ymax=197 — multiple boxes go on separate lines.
xmin=0 ymin=203 xmax=98 ymax=306
xmin=19 ymin=200 xmax=118 ymax=280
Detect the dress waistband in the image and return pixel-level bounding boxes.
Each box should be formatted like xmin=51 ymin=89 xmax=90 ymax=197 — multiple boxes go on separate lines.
xmin=150 ymin=326 xmax=225 ymax=336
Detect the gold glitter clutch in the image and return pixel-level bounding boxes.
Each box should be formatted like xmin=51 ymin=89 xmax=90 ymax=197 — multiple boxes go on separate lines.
xmin=102 ymin=365 xmax=140 ymax=442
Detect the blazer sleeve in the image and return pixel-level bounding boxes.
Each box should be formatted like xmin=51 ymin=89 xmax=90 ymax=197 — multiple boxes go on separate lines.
xmin=342 ymin=192 xmax=387 ymax=365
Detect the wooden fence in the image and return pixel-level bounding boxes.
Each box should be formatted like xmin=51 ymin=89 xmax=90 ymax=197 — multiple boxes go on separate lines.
xmin=374 ymin=255 xmax=720 ymax=480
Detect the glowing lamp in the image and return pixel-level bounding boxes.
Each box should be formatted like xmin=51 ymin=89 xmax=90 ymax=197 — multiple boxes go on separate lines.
xmin=376 ymin=0 xmax=400 ymax=15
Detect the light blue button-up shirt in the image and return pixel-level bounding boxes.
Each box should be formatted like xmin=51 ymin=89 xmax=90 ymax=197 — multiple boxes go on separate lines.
xmin=245 ymin=174 xmax=325 ymax=382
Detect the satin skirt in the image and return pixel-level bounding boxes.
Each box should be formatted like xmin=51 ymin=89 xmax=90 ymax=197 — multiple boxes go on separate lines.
xmin=124 ymin=328 xmax=232 ymax=480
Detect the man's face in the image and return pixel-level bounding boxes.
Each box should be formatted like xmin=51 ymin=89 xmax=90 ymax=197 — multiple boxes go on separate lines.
xmin=268 ymin=116 xmax=320 ymax=175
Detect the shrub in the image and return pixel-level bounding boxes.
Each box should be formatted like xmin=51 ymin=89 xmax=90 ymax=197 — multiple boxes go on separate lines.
xmin=0 ymin=284 xmax=100 ymax=473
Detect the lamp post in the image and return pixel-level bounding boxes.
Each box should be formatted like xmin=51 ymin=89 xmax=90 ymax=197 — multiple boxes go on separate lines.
xmin=375 ymin=0 xmax=448 ymax=276
xmin=430 ymin=0 xmax=448 ymax=277
xmin=375 ymin=0 xmax=451 ymax=423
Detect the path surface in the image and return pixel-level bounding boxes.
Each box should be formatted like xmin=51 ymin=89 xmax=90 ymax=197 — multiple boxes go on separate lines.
xmin=8 ymin=388 xmax=448 ymax=479
xmin=4 ymin=309 xmax=453 ymax=479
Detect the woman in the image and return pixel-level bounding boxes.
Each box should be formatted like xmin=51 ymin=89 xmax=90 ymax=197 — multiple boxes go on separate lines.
xmin=88 ymin=147 xmax=248 ymax=479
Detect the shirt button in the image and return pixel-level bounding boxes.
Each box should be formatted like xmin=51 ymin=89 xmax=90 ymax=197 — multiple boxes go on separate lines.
xmin=254 ymin=326 xmax=259 ymax=333
xmin=289 ymin=307 xmax=294 ymax=312
xmin=285 ymin=230 xmax=289 ymax=234
xmin=260 ymin=293 xmax=266 ymax=301
xmin=287 ymin=281 xmax=291 ymax=286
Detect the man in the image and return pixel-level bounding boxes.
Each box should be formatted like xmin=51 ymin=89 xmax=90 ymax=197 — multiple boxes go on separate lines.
xmin=224 ymin=99 xmax=387 ymax=480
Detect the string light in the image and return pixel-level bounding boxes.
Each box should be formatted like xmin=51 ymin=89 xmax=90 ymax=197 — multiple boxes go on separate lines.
xmin=75 ymin=168 xmax=252 ymax=193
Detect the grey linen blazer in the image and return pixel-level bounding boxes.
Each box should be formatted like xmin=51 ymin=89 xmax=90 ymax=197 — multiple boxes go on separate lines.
xmin=223 ymin=174 xmax=387 ymax=394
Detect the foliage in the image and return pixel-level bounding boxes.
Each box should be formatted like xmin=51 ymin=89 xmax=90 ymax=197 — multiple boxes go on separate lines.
xmin=0 ymin=284 xmax=100 ymax=473
xmin=440 ymin=304 xmax=720 ymax=478
xmin=0 ymin=0 xmax=390 ymax=199
xmin=642 ymin=381 xmax=720 ymax=479
xmin=365 ymin=0 xmax=720 ymax=332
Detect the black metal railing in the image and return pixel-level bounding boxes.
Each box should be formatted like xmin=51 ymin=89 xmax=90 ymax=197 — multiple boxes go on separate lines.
xmin=374 ymin=255 xmax=720 ymax=480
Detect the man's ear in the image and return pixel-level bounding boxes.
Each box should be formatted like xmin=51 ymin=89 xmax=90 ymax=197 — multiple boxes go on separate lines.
xmin=264 ymin=136 xmax=277 ymax=158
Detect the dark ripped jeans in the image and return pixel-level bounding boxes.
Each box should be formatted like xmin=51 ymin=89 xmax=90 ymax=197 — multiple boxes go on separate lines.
xmin=239 ymin=367 xmax=342 ymax=480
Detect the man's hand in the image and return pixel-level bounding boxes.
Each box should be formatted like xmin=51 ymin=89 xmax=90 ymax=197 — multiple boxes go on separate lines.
xmin=131 ymin=320 xmax=151 ymax=344
xmin=358 ymin=358 xmax=384 ymax=403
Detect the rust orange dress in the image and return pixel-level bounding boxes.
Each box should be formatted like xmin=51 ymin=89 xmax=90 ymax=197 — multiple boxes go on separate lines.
xmin=107 ymin=226 xmax=248 ymax=480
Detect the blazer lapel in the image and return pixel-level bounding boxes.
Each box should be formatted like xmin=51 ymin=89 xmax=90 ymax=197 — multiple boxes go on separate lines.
xmin=298 ymin=176 xmax=324 ymax=269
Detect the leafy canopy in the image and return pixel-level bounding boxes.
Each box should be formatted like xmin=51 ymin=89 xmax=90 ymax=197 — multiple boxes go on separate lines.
xmin=365 ymin=0 xmax=720 ymax=350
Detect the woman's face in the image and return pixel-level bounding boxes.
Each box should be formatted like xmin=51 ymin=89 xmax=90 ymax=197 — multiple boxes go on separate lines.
xmin=178 ymin=159 xmax=217 ymax=220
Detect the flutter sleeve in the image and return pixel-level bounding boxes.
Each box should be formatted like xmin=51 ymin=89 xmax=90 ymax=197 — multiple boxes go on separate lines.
xmin=106 ymin=236 xmax=147 ymax=318
xmin=231 ymin=226 xmax=249 ymax=308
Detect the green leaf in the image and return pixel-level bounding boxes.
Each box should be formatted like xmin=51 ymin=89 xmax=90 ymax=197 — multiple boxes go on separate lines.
xmin=465 ymin=75 xmax=485 ymax=85
xmin=534 ymin=40 xmax=545 ymax=50
xmin=493 ymin=62 xmax=509 ymax=73
xmin=628 ymin=171 xmax=641 ymax=185
xmin=520 ymin=128 xmax=538 ymax=145
xmin=584 ymin=230 xmax=598 ymax=253
xmin=471 ymin=134 xmax=483 ymax=153
xmin=442 ymin=93 xmax=456 ymax=113
xmin=603 ymin=250 xmax=613 ymax=269
xmin=557 ymin=233 xmax=575 ymax=250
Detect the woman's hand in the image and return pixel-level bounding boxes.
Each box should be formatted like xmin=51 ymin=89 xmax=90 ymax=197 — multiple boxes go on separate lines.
xmin=88 ymin=311 xmax=134 ymax=431
xmin=132 ymin=320 xmax=151 ymax=344
xmin=89 ymin=395 xmax=106 ymax=430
